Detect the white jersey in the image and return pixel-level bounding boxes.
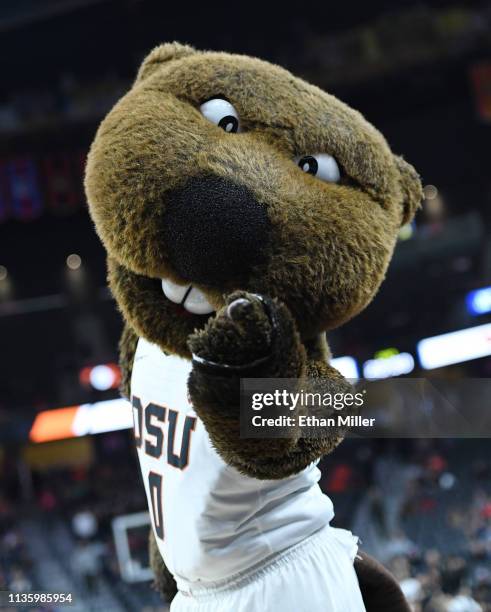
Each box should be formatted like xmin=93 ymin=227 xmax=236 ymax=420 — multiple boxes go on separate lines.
xmin=131 ymin=337 xmax=335 ymax=587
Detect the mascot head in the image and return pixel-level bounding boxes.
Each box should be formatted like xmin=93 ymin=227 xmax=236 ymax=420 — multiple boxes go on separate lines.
xmin=85 ymin=42 xmax=422 ymax=356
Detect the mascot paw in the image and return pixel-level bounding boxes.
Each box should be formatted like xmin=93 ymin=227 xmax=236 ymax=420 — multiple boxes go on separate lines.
xmin=188 ymin=291 xmax=305 ymax=378
xmin=187 ymin=291 xmax=303 ymax=460
xmin=188 ymin=291 xmax=276 ymax=372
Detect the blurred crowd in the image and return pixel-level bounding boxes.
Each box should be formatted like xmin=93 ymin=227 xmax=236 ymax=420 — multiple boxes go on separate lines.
xmin=0 ymin=493 xmax=34 ymax=596
xmin=0 ymin=434 xmax=489 ymax=610
xmin=0 ymin=74 xmax=127 ymax=135
xmin=322 ymin=439 xmax=491 ymax=611
xmin=3 ymin=436 xmax=490 ymax=610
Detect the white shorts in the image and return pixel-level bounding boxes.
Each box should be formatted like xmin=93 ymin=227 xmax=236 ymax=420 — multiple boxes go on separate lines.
xmin=171 ymin=525 xmax=366 ymax=612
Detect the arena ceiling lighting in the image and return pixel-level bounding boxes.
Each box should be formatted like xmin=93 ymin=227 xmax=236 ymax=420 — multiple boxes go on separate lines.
xmin=79 ymin=363 xmax=121 ymax=391
xmin=66 ymin=253 xmax=82 ymax=270
xmin=30 ymin=322 xmax=491 ymax=444
xmin=423 ymin=184 xmax=438 ymax=200
xmin=29 ymin=398 xmax=132 ymax=443
xmin=466 ymin=286 xmax=491 ymax=316
xmin=330 ymin=356 xmax=359 ymax=380
xmin=417 ymin=322 xmax=491 ymax=369
xmin=363 ymin=351 xmax=415 ymax=379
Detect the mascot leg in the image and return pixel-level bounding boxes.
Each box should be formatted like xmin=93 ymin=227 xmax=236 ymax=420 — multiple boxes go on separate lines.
xmin=149 ymin=531 xmax=177 ymax=603
xmin=354 ymin=551 xmax=410 ymax=612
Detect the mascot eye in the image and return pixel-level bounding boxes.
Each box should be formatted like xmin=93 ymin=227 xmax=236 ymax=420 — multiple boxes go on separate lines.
xmin=296 ymin=154 xmax=341 ymax=183
xmin=199 ymin=98 xmax=240 ymax=133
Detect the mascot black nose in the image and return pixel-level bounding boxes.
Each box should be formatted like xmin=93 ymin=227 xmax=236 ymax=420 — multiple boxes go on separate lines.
xmin=162 ymin=175 xmax=271 ymax=286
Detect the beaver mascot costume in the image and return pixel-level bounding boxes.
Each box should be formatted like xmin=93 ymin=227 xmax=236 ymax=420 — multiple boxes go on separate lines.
xmin=85 ymin=42 xmax=422 ymax=611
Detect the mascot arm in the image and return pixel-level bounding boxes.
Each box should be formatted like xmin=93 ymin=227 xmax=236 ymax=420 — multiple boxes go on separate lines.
xmin=187 ymin=292 xmax=351 ymax=480
xmin=119 ymin=322 xmax=139 ymax=400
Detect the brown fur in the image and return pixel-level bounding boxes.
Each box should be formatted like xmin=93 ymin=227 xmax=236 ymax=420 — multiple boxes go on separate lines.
xmin=118 ymin=322 xmax=138 ymax=399
xmin=149 ymin=530 xmax=178 ymax=602
xmin=86 ymin=42 xmax=421 ymax=353
xmin=187 ymin=291 xmax=348 ymax=479
xmin=355 ymin=552 xmax=411 ymax=611
xmin=85 ymin=42 xmax=422 ymax=610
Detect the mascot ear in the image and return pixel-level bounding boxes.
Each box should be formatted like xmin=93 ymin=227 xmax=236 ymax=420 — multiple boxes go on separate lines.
xmin=136 ymin=42 xmax=196 ymax=83
xmin=394 ymin=155 xmax=423 ymax=226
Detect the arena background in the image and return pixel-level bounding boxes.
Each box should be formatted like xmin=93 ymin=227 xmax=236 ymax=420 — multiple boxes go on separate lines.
xmin=1 ymin=1 xmax=491 ymax=610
